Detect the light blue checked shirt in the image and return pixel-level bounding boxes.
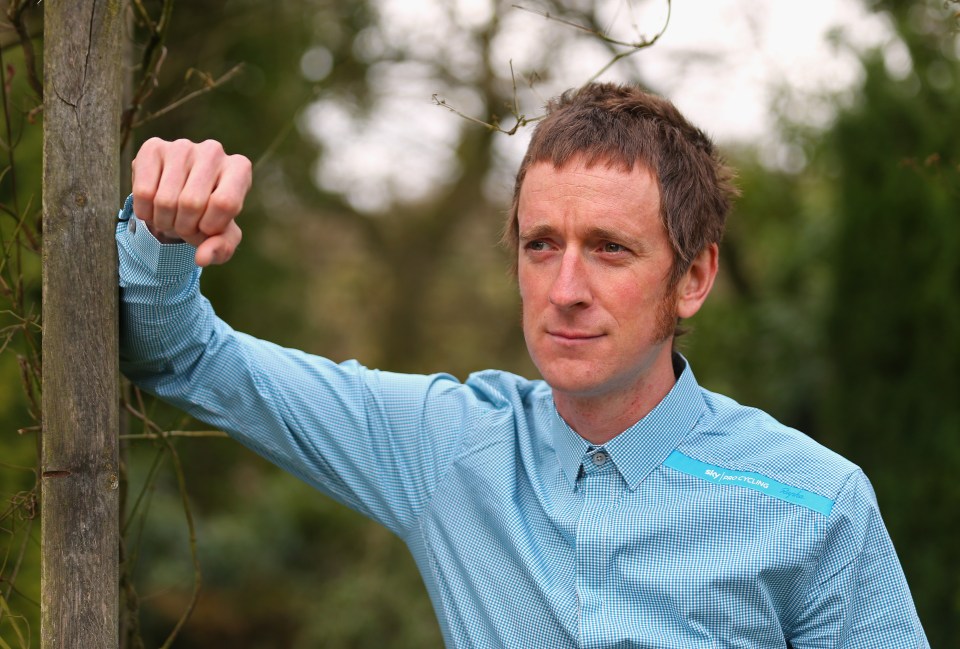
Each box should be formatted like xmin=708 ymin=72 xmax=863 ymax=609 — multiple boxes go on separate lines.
xmin=117 ymin=200 xmax=927 ymax=649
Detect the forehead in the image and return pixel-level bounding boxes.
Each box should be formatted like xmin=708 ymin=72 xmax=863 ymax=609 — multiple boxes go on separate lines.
xmin=517 ymin=157 xmax=662 ymax=232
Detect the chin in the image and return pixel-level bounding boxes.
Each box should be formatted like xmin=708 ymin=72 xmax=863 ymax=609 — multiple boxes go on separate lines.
xmin=534 ymin=360 xmax=606 ymax=398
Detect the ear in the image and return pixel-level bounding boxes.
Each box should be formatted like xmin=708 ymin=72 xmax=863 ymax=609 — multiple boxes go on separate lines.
xmin=675 ymin=243 xmax=718 ymax=319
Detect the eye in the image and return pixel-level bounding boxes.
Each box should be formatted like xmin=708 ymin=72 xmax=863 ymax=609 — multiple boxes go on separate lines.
xmin=525 ymin=240 xmax=550 ymax=252
xmin=601 ymin=242 xmax=627 ymax=254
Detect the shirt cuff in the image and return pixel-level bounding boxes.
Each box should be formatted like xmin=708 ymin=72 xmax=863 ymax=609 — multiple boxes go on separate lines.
xmin=117 ymin=194 xmax=197 ymax=276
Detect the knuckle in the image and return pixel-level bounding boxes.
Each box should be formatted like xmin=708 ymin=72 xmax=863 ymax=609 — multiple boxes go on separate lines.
xmin=152 ymin=194 xmax=177 ymax=214
xmin=209 ymin=194 xmax=241 ymax=216
xmin=199 ymin=139 xmax=225 ymax=155
xmin=171 ymin=138 xmax=198 ymax=157
xmin=131 ymin=183 xmax=156 ymax=202
xmin=140 ymin=136 xmax=165 ymax=152
xmin=174 ymin=221 xmax=198 ymax=237
xmin=177 ymin=195 xmax=206 ymax=215
xmin=198 ymin=220 xmax=220 ymax=236
xmin=231 ymin=153 xmax=252 ymax=173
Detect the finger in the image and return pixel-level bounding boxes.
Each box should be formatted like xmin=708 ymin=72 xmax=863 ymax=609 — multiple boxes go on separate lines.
xmin=198 ymin=154 xmax=252 ymax=237
xmin=175 ymin=153 xmax=220 ymax=239
xmin=151 ymin=141 xmax=194 ymax=234
xmin=176 ymin=140 xmax=230 ymax=237
xmin=194 ymin=221 xmax=242 ymax=267
xmin=131 ymin=139 xmax=165 ymax=222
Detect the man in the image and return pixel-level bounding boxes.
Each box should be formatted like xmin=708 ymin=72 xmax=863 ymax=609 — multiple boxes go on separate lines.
xmin=118 ymin=83 xmax=928 ymax=647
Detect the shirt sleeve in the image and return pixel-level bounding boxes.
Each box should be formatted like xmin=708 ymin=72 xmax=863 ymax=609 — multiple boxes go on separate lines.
xmin=787 ymin=469 xmax=929 ymax=649
xmin=116 ymin=198 xmax=486 ymax=539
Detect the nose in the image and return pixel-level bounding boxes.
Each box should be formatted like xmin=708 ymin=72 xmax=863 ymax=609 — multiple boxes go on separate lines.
xmin=549 ymin=249 xmax=592 ymax=310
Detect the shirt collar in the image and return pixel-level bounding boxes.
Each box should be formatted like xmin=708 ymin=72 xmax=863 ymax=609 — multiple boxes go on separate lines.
xmin=551 ymin=354 xmax=706 ymax=491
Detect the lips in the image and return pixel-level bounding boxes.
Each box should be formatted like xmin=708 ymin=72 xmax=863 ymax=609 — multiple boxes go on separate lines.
xmin=547 ymin=330 xmax=604 ymax=343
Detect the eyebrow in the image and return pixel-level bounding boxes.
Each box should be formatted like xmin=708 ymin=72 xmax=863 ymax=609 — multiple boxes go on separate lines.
xmin=520 ymin=224 xmax=648 ymax=253
xmin=518 ymin=224 xmax=556 ymax=242
xmin=585 ymin=227 xmax=645 ymax=250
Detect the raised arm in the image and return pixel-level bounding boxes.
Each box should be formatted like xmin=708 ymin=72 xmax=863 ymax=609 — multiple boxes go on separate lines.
xmin=117 ymin=138 xmax=491 ymax=538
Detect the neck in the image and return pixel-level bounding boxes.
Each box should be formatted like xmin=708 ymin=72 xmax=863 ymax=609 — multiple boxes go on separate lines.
xmin=554 ymin=349 xmax=678 ymax=446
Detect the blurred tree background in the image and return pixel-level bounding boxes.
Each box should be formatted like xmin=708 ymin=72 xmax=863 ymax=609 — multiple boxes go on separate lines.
xmin=1 ymin=0 xmax=958 ymax=646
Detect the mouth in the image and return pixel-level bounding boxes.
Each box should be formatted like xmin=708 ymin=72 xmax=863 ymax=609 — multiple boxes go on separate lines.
xmin=547 ymin=330 xmax=604 ymax=344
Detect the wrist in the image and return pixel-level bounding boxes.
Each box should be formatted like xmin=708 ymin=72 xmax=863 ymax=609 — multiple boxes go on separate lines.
xmin=144 ymin=220 xmax=184 ymax=244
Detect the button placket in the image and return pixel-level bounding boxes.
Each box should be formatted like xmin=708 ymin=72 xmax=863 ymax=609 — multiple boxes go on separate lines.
xmin=575 ymin=448 xmax=619 ymax=647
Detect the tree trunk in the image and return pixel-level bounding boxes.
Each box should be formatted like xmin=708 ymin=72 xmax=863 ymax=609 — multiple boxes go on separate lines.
xmin=41 ymin=2 xmax=123 ymax=648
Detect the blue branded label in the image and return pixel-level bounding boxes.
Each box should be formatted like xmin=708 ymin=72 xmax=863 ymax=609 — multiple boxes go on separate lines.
xmin=663 ymin=450 xmax=834 ymax=517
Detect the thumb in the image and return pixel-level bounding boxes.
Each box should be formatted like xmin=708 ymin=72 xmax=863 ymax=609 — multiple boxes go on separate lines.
xmin=194 ymin=221 xmax=242 ymax=267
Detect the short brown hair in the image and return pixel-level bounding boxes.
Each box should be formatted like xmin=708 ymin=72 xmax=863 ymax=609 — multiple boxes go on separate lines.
xmin=504 ymin=83 xmax=738 ymax=286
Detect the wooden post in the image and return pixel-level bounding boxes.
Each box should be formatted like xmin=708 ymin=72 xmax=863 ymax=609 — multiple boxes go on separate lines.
xmin=41 ymin=1 xmax=123 ymax=648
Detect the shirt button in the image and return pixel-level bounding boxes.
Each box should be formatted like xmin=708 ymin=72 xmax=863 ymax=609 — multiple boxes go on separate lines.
xmin=592 ymin=452 xmax=608 ymax=466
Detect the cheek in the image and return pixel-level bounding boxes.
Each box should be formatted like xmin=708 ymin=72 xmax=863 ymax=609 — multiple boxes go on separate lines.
xmin=517 ymin=269 xmax=540 ymax=307
xmin=517 ymin=278 xmax=531 ymax=325
xmin=616 ymin=283 xmax=669 ymax=327
xmin=518 ymin=277 xmax=546 ymax=342
xmin=520 ymin=295 xmax=539 ymax=336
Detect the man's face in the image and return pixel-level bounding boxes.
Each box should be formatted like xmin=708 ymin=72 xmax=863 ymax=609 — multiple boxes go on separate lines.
xmin=517 ymin=157 xmax=679 ymax=403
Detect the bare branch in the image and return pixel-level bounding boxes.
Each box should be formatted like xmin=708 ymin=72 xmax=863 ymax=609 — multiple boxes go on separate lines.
xmin=155 ymin=440 xmax=202 ymax=649
xmin=131 ymin=63 xmax=244 ymax=129
xmin=513 ymin=0 xmax=672 ymax=50
xmin=435 ymin=0 xmax=672 ymax=135
xmin=121 ymin=0 xmax=175 ymax=148
xmin=431 ymin=50 xmax=549 ymax=136
xmin=119 ymin=430 xmax=230 ymax=441
xmin=5 ymin=0 xmax=43 ymax=100
xmin=130 ymin=388 xmax=203 ymax=649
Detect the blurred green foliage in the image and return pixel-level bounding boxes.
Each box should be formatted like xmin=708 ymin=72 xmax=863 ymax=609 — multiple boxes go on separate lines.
xmin=0 ymin=2 xmax=43 ymax=645
xmin=817 ymin=2 xmax=960 ymax=644
xmin=2 ymin=0 xmax=959 ymax=646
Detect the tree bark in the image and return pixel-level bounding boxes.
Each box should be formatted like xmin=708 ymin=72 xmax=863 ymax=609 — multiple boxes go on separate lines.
xmin=41 ymin=2 xmax=123 ymax=648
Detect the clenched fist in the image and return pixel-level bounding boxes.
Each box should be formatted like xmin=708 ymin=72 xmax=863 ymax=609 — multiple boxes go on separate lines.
xmin=132 ymin=137 xmax=252 ymax=267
